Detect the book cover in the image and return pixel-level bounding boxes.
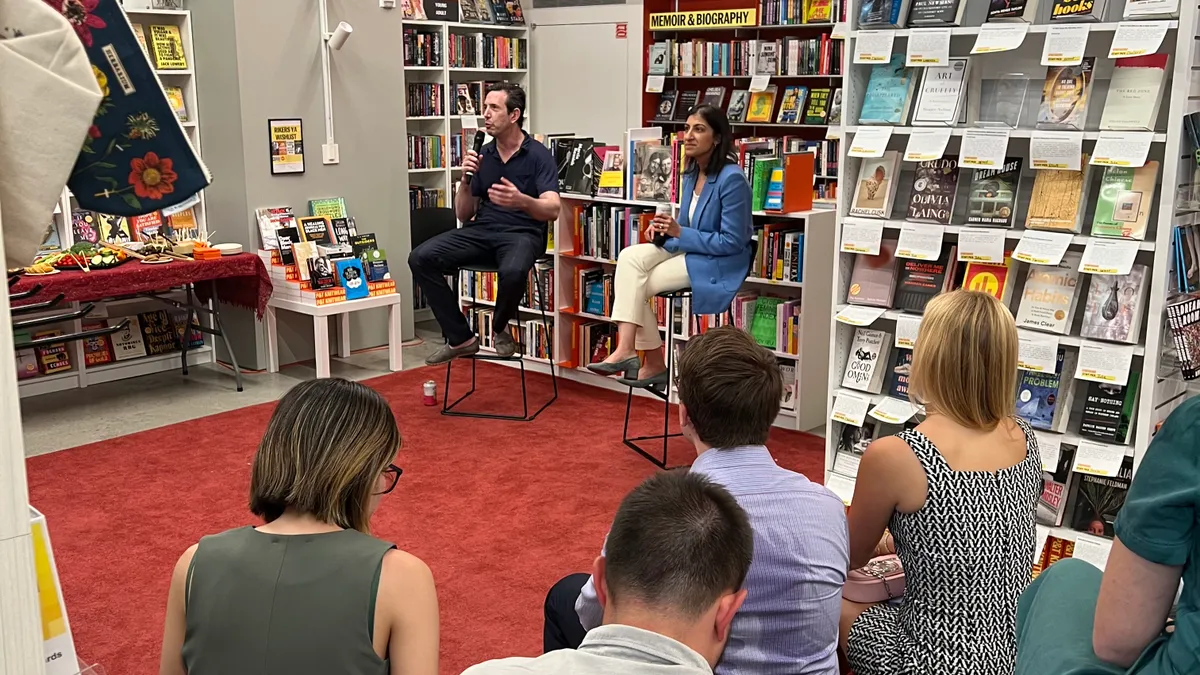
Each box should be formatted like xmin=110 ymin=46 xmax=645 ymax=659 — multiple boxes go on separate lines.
xmin=850 ymin=152 xmax=901 ymax=218
xmin=131 ymin=22 xmax=148 ymax=55
xmin=81 ymin=320 xmax=114 ymax=366
xmin=1025 ymin=159 xmax=1090 ymax=232
xmin=335 ymin=258 xmax=370 ymax=300
xmin=164 ymin=86 xmax=187 ymax=122
xmin=894 ymin=244 xmax=957 ymax=313
xmin=148 ymin=24 xmax=187 ymax=70
xmin=828 ymin=88 xmax=843 ymax=125
xmin=989 ymin=0 xmax=1036 ymax=20
xmin=298 ymin=216 xmax=334 ymax=245
xmin=909 ymin=0 xmax=964 ymax=27
xmin=130 ymin=211 xmax=164 ymax=242
xmin=110 ymin=316 xmax=148 ymax=361
xmin=1091 ymin=163 xmax=1158 ymax=240
xmin=966 ymin=157 xmax=1023 ymax=227
xmin=676 ymin=91 xmax=701 ymax=119
xmin=309 ymin=256 xmax=337 ymax=290
xmin=961 ymin=254 xmax=1017 ymax=305
xmin=746 ymin=86 xmax=778 ymax=123
xmin=1016 ymin=251 xmax=1084 ymax=334
xmin=364 ymin=248 xmax=391 ymax=282
xmin=138 ymin=310 xmax=180 ymax=356
xmin=887 ymin=348 xmax=913 ymax=400
xmin=727 ymin=90 xmax=750 ymax=123
xmin=805 ymin=88 xmax=831 ymax=124
xmin=1052 ymin=0 xmax=1107 ymax=21
xmin=1038 ymin=443 xmax=1077 ymax=527
xmin=1078 ymin=374 xmax=1140 ymax=444
xmin=701 ymin=86 xmax=727 ymax=108
xmin=1079 ymin=265 xmax=1149 ymax=344
xmin=655 ymin=91 xmax=680 ymax=122
xmin=648 ymin=43 xmax=669 ymax=75
xmin=860 ymin=0 xmax=903 ymax=26
xmin=1016 ymin=348 xmax=1076 ymax=432
xmin=912 ymin=58 xmax=969 ymax=125
xmin=847 ymin=239 xmax=900 ymax=307
xmin=1069 ymin=456 xmax=1133 ymax=537
xmin=906 ymin=158 xmax=959 ymax=224
xmin=71 ymin=210 xmax=99 ymax=244
xmin=842 ymin=327 xmax=891 ymax=394
xmin=95 ymin=213 xmax=132 ymax=244
xmin=33 ymin=331 xmax=71 ymax=375
xmin=1100 ymin=54 xmax=1168 ymax=131
xmin=776 ymin=86 xmax=808 ymax=124
xmin=860 ymin=55 xmax=915 ymax=124
xmin=309 ymin=197 xmax=347 ymax=219
xmin=165 ymin=208 xmax=198 ymax=240
xmin=1037 ymin=59 xmax=1095 ymax=129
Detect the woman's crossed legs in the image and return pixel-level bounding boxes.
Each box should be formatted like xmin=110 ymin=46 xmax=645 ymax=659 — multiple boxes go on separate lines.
xmin=602 ymin=243 xmax=690 ymax=380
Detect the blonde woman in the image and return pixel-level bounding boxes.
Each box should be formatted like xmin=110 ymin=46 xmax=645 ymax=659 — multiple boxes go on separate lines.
xmin=159 ymin=378 xmax=439 ymax=675
xmin=840 ymin=290 xmax=1041 ymax=675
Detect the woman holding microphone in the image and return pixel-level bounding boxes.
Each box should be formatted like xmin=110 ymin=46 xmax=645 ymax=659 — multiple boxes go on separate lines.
xmin=587 ymin=104 xmax=755 ymax=388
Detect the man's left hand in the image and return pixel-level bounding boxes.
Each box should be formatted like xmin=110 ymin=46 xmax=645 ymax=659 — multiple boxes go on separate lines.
xmin=488 ymin=178 xmax=526 ymax=209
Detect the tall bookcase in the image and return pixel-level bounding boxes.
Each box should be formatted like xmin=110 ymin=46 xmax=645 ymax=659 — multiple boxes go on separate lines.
xmin=402 ymin=19 xmax=531 ymax=322
xmin=824 ymin=0 xmax=1197 ymax=564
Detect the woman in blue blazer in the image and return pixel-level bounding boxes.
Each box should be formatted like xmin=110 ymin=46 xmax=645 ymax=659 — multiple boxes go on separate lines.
xmin=587 ymin=104 xmax=754 ymax=388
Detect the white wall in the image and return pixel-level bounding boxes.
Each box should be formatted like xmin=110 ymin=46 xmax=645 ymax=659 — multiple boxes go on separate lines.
xmin=529 ymin=3 xmax=645 ymax=146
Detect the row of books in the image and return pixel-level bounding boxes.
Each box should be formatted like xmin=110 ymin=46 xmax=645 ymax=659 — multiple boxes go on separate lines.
xmin=850 ymin=154 xmax=1158 ymax=241
xmin=406 ymin=83 xmax=447 ymax=118
xmin=860 ymin=54 xmax=1166 ymax=133
xmin=647 ymin=35 xmax=842 ymax=78
xmin=410 ymin=187 xmax=445 ymax=210
xmin=403 ymin=27 xmax=443 ymax=67
xmin=462 ymin=308 xmax=551 ymax=359
xmin=757 ymin=0 xmax=843 ymax=25
xmin=130 ymin=22 xmax=188 ymax=70
xmin=69 ymin=207 xmax=198 ymax=247
xmin=408 ymin=134 xmax=446 ymax=170
xmin=861 ymin=0 xmax=1176 ymax=28
xmin=448 ymin=34 xmax=527 ymax=70
xmin=460 ymin=263 xmax=554 ymax=311
xmin=845 ymin=239 xmax=1150 ymax=345
xmin=400 ymin=0 xmax=526 ymax=24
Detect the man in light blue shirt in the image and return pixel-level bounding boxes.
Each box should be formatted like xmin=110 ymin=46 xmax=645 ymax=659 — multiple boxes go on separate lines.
xmin=466 ymin=470 xmax=755 ymax=675
xmin=545 ymin=326 xmax=850 ymax=675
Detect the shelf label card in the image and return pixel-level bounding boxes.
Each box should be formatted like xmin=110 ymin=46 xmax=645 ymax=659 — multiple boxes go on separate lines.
xmin=836 ymin=305 xmax=888 ymax=326
xmin=848 ymin=126 xmax=894 ymax=157
xmin=1073 ymin=440 xmax=1127 ymax=478
xmin=749 ymin=74 xmax=771 ymax=92
xmin=825 ymin=471 xmax=857 ymax=506
xmin=826 ymin=126 xmax=841 ymax=140
xmin=1042 ymin=25 xmax=1089 ymax=66
xmin=971 ymin=23 xmax=1029 ymax=54
xmin=906 ymin=28 xmax=952 ymax=66
xmin=894 ymin=314 xmax=921 ymax=349
xmin=1035 ymin=525 xmax=1051 ymax=565
xmin=1108 ymin=21 xmax=1171 ymax=58
xmin=1079 ymin=238 xmax=1140 ymax=275
xmin=1017 ymin=331 xmax=1060 ymax=373
xmin=645 ymin=75 xmax=666 ymax=93
xmin=1034 ymin=431 xmax=1063 ymax=472
xmin=959 ymin=129 xmax=1011 ymax=169
xmin=957 ymin=227 xmax=1007 ymax=263
xmin=831 ymin=391 xmax=870 ymax=427
xmin=1073 ymin=534 xmax=1114 ymax=571
xmin=833 ymin=452 xmax=861 ymax=478
xmin=869 ymin=396 xmax=918 ymax=424
xmin=853 ymin=30 xmax=896 ymax=64
xmin=904 ymin=127 xmax=953 ymax=162
xmin=1076 ymin=343 xmax=1135 ymax=387
xmin=1124 ymin=0 xmax=1179 ymax=18
xmin=1090 ymin=132 xmax=1154 ymax=168
xmin=831 ymin=22 xmax=849 ymax=39
xmin=841 ymin=219 xmax=884 ymax=255
xmin=1013 ymin=230 xmax=1074 ymax=266
xmin=896 ymin=223 xmax=945 ymax=260
xmin=461 ymin=115 xmax=480 ymax=130
xmin=1030 ymin=132 xmax=1084 ymax=170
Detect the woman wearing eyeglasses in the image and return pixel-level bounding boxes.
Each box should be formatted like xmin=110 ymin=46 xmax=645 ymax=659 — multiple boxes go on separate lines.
xmin=158 ymin=378 xmax=438 ymax=675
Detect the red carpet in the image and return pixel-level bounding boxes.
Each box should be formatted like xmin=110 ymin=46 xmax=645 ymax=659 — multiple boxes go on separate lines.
xmin=25 ymin=362 xmax=825 ymax=675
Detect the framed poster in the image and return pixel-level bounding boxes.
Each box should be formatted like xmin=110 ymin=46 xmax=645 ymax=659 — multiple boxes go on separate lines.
xmin=268 ymin=118 xmax=305 ymax=175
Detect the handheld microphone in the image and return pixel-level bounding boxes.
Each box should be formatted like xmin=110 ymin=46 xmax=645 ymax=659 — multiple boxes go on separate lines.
xmin=464 ymin=130 xmax=486 ymax=182
xmin=653 ymin=203 xmax=671 ymax=247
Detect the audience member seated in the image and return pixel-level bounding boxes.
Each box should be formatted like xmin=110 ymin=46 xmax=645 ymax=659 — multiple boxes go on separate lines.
xmin=408 ymin=82 xmax=561 ymax=365
xmin=1015 ymin=396 xmax=1199 ymax=675
xmin=841 ymin=290 xmax=1041 ymax=675
xmin=463 ymin=470 xmax=754 ymax=675
xmin=549 ymin=325 xmax=850 ymax=674
xmin=158 ymin=378 xmax=439 ymax=675
xmin=586 ymin=105 xmax=754 ymax=388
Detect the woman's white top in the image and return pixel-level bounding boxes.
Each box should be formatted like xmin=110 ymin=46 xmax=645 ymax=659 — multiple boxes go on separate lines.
xmin=689 ymin=192 xmax=699 ymax=223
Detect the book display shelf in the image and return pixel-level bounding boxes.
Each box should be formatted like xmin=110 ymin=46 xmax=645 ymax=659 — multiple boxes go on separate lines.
xmin=824 ymin=0 xmax=1197 ymax=569
xmin=401 ymin=17 xmax=531 ymax=322
xmin=18 ymin=7 xmax=215 ymax=399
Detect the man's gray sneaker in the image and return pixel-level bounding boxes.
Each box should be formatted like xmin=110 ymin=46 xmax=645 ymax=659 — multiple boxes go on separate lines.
xmin=425 ymin=338 xmax=479 ymax=365
xmin=493 ymin=331 xmax=518 ymax=358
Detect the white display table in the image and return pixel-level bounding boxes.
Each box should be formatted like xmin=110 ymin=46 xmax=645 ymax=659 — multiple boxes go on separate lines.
xmin=264 ymin=294 xmax=404 ymax=378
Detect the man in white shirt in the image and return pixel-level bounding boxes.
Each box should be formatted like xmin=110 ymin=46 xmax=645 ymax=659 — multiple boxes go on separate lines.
xmin=462 ymin=470 xmax=754 ymax=675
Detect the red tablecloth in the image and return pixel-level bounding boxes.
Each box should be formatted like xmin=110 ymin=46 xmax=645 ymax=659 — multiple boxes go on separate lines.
xmin=10 ymin=253 xmax=273 ymax=318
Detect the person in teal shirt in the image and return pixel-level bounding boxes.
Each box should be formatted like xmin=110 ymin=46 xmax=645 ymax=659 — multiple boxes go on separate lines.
xmin=1016 ymin=396 xmax=1199 ymax=675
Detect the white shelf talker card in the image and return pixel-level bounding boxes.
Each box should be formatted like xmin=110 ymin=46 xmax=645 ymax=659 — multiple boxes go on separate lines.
xmin=971 ymin=23 xmax=1029 ymax=54
xmin=831 ymin=22 xmax=849 ymax=39
xmin=1075 ymin=343 xmax=1135 ymax=387
xmin=959 ymin=129 xmax=1011 ymax=170
xmin=831 ymin=392 xmax=870 ymax=427
xmin=825 ymin=472 xmax=857 ymax=506
xmin=833 ymin=453 xmax=861 ymax=478
xmin=853 ymin=29 xmax=896 ymax=64
xmin=1034 ymin=431 xmax=1063 ymax=473
xmin=894 ymin=314 xmax=921 ymax=349
xmin=1124 ymin=0 xmax=1179 ymax=18
xmin=461 ymin=115 xmax=480 ymax=130
xmin=896 ymin=223 xmax=946 ymax=260
xmin=1090 ymin=132 xmax=1154 ymax=168
xmin=1079 ymin=238 xmax=1140 ymax=275
xmin=836 ymin=305 xmax=888 ymax=326
xmin=1035 ymin=525 xmax=1051 ymax=565
xmin=957 ymin=227 xmax=1007 ymax=263
xmin=1108 ymin=21 xmax=1171 ymax=59
xmin=848 ymin=126 xmax=894 ymax=158
xmin=1073 ymin=534 xmax=1114 ymax=571
xmin=869 ymin=396 xmax=918 ymax=424
xmin=1013 ymin=230 xmax=1075 ymax=266
xmin=1017 ymin=331 xmax=1060 ymax=373
xmin=1041 ymin=25 xmax=1089 ymax=66
xmin=903 ymin=127 xmax=953 ymax=162
xmin=826 ymin=126 xmax=842 ymax=141
xmin=645 ymin=75 xmax=665 ymax=93
xmin=841 ymin=219 xmax=884 ymax=255
xmin=906 ymin=28 xmax=952 ymax=66
xmin=1030 ymin=132 xmax=1084 ymax=170
xmin=749 ymin=74 xmax=771 ymax=92
xmin=1073 ymin=440 xmax=1127 ymax=477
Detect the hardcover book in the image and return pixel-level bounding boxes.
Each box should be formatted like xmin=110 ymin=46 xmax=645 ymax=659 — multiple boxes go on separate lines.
xmin=776 ymin=86 xmax=808 ymax=124
xmin=860 ymin=55 xmax=916 ymax=125
xmin=298 ymin=216 xmax=334 ymax=245
xmin=148 ymin=24 xmax=187 ymax=70
xmin=1078 ymin=374 xmax=1140 ymax=445
xmin=860 ymin=0 xmax=907 ymax=27
xmin=988 ymin=0 xmax=1040 ymax=20
xmin=1039 ymin=442 xmax=1078 ymax=527
xmin=1052 ymin=0 xmax=1107 ymax=21
xmin=676 ymin=91 xmax=700 ymax=120
xmin=961 ymin=254 xmax=1017 ymax=306
xmin=33 ymin=330 xmax=72 ymax=375
xmin=894 ymin=244 xmax=958 ymax=313
xmin=847 ymin=239 xmax=901 ymax=307
xmin=908 ymin=0 xmax=967 ymax=27
xmin=850 ymin=152 xmax=902 ymax=219
xmin=1037 ymin=59 xmax=1095 ymax=130
xmin=906 ymin=158 xmax=959 ymax=224
xmin=746 ymin=86 xmax=778 ymax=124
xmin=1099 ymin=54 xmax=1168 ymax=131
xmin=1069 ymin=455 xmax=1132 ymax=538
xmin=1025 ymin=159 xmax=1091 ymax=233
xmin=81 ymin=320 xmax=114 ymax=367
xmin=701 ymin=87 xmax=727 ymax=108
xmin=335 ymin=258 xmax=370 ymax=300
xmin=110 ymin=316 xmax=148 ymax=361
xmin=911 ymin=58 xmax=969 ymax=126
xmin=655 ymin=91 xmax=680 ymax=122
xmin=966 ymin=158 xmax=1023 ymax=226
xmin=887 ymin=348 xmax=913 ymax=400
xmin=1091 ymin=162 xmax=1159 ymax=241
xmin=842 ymin=327 xmax=892 ymax=394
xmin=1015 ymin=251 xmax=1084 ymax=335
xmin=804 ymin=88 xmax=831 ymax=124
xmin=727 ymin=90 xmax=751 ymax=123
xmin=1079 ymin=265 xmax=1150 ymax=344
xmin=1016 ymin=348 xmax=1078 ymax=432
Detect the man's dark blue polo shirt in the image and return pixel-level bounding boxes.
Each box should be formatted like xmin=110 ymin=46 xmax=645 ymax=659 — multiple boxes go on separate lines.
xmin=469 ymin=131 xmax=558 ymax=235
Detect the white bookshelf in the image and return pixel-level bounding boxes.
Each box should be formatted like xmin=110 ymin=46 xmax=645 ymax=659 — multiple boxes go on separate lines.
xmin=824 ymin=0 xmax=1198 ymax=553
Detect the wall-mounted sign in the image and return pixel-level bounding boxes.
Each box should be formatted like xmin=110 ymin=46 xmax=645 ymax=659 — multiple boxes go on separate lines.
xmin=268 ymin=118 xmax=305 ymax=175
xmin=648 ymin=9 xmax=757 ymax=30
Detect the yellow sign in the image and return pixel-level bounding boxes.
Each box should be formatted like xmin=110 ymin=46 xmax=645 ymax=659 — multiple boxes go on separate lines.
xmin=649 ymin=9 xmax=757 ymax=30
xmin=1081 ymin=264 xmax=1119 ymax=274
xmin=1091 ymin=157 xmax=1131 ymax=167
xmin=1079 ymin=368 xmax=1116 ymax=382
xmin=1014 ymin=252 xmax=1051 ymax=264
xmin=1044 ymin=54 xmax=1077 ymax=63
xmin=1031 ymin=160 xmax=1069 ymax=169
xmin=269 ymin=118 xmax=305 ymax=175
xmin=842 ymin=243 xmax=873 ymax=253
xmin=1109 ymin=48 xmax=1146 ymax=58
xmin=831 ymin=411 xmax=858 ymax=424
xmin=908 ymin=56 xmax=940 ymax=64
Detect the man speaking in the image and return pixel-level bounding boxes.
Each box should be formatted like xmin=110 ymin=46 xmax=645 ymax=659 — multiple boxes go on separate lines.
xmin=408 ymin=82 xmax=560 ymax=365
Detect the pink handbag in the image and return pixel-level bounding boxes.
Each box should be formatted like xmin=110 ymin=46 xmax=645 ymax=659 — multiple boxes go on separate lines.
xmin=843 ymin=554 xmax=906 ymax=603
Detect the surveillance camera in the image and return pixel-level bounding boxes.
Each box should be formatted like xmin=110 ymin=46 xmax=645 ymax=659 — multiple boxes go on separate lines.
xmin=328 ymin=22 xmax=353 ymax=50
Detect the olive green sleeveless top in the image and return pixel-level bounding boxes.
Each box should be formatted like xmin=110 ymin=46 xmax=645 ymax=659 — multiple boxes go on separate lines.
xmin=181 ymin=526 xmax=394 ymax=675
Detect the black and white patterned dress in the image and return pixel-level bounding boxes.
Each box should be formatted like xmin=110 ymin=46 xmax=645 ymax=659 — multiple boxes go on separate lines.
xmin=847 ymin=417 xmax=1043 ymax=675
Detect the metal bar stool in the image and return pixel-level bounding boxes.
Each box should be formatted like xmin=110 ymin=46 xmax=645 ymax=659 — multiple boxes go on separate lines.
xmin=443 ymin=255 xmax=558 ymax=421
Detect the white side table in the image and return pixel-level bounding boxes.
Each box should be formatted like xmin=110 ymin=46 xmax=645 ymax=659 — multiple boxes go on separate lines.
xmin=265 ymin=293 xmax=404 ymax=377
